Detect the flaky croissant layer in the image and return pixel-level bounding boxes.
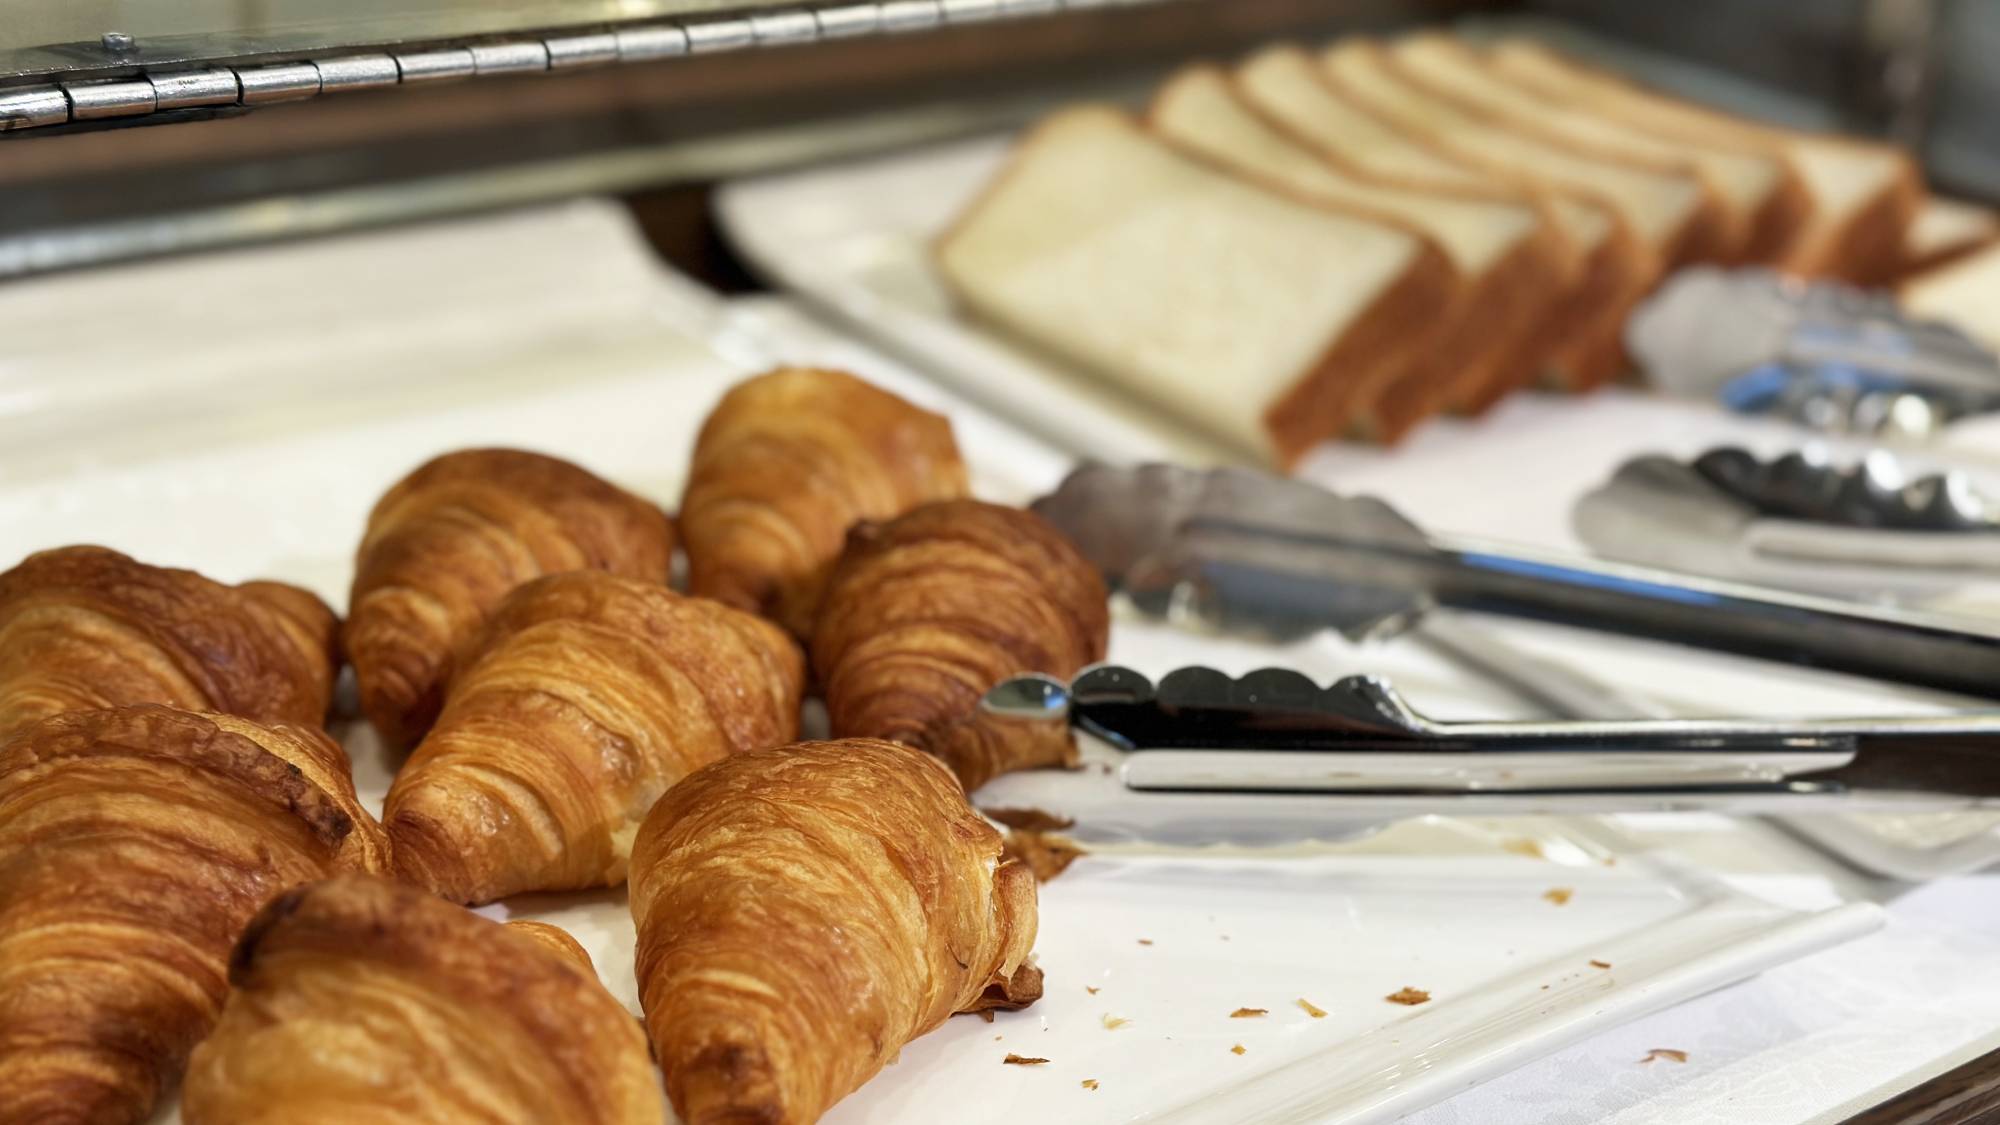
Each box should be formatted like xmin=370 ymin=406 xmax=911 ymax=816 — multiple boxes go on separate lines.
xmin=813 ymin=498 xmax=1109 ymax=789
xmin=680 ymin=367 xmax=969 ymax=637
xmin=631 ymin=737 xmax=1041 ymax=1125
xmin=346 ymin=448 xmax=673 ymax=749
xmin=385 ymin=571 xmax=804 ymax=905
xmin=0 ymin=706 xmax=387 ymax=1125
xmin=0 ymin=545 xmax=340 ymax=744
xmin=183 ymin=875 xmax=663 ymax=1125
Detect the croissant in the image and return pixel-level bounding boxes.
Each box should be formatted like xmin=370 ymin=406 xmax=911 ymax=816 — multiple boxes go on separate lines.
xmin=181 ymin=875 xmax=663 ymax=1125
xmin=680 ymin=367 xmax=969 ymax=637
xmin=346 ymin=448 xmax=674 ymax=749
xmin=812 ymin=499 xmax=1109 ymax=789
xmin=0 ymin=706 xmax=388 ymax=1125
xmin=385 ymin=571 xmax=804 ymax=904
xmin=631 ymin=737 xmax=1040 ymax=1125
xmin=0 ymin=546 xmax=339 ymax=744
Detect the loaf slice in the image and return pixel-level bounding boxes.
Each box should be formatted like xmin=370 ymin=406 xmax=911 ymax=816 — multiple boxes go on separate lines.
xmin=934 ymin=105 xmax=1460 ymax=466
xmin=1485 ymin=38 xmax=1920 ymax=284
xmin=1322 ymin=39 xmax=1728 ymax=271
xmin=1387 ymin=33 xmax=1811 ymax=265
xmin=1234 ymin=44 xmax=1646 ymax=392
xmin=1901 ymin=196 xmax=1999 ymax=277
xmin=1149 ymin=63 xmax=1570 ymax=429
xmin=1901 ymin=240 xmax=2000 ymax=353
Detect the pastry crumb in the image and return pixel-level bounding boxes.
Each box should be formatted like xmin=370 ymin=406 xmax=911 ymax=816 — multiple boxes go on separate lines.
xmin=981 ymin=806 xmax=1077 ymax=832
xmin=1297 ymin=998 xmax=1327 ymax=1019
xmin=1385 ymin=988 xmax=1431 ymax=1006
xmin=1638 ymin=1049 xmax=1689 ymax=1065
xmin=1085 ymin=986 xmax=1100 ymax=995
xmin=1501 ymin=837 xmax=1547 ymax=859
xmin=1230 ymin=1007 xmax=1268 ymax=1018
xmin=1101 ymin=1014 xmax=1130 ymax=1030
xmin=1543 ymin=887 xmax=1574 ymax=905
xmin=1589 ymin=959 xmax=1612 ymax=969
xmin=1002 ymin=828 xmax=1085 ymax=882
xmin=1230 ymin=1044 xmax=1246 ymax=1055
xmin=1003 ymin=1053 xmax=1050 ymax=1066
xmin=1602 ymin=856 xmax=1617 ymax=866
xmin=1080 ymin=1079 xmax=1099 ymax=1090
xmin=978 ymin=1009 xmax=995 ymax=1023
xmin=994 ymin=1035 xmax=1002 ymax=1041
xmin=1137 ymin=938 xmax=1153 ymax=946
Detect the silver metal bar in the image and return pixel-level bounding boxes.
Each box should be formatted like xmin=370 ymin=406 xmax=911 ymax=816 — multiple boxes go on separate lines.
xmin=394 ymin=47 xmax=477 ymax=84
xmin=236 ymin=63 xmax=322 ymax=104
xmin=684 ymin=17 xmax=757 ymax=53
xmin=942 ymin=0 xmax=1004 ymax=22
xmin=0 ymin=0 xmax=1177 ymax=135
xmin=312 ymin=55 xmax=400 ymax=92
xmin=749 ymin=10 xmax=822 ymax=43
xmin=64 ymin=79 xmax=158 ymax=120
xmin=814 ymin=3 xmax=883 ymax=37
xmin=614 ymin=24 xmax=690 ymax=61
xmin=544 ymin=31 xmax=621 ymax=69
xmin=0 ymin=86 xmax=71 ymax=131
xmin=147 ymin=69 xmax=240 ymax=110
xmin=468 ymin=41 xmax=552 ymax=75
xmin=879 ymin=1 xmax=945 ymax=31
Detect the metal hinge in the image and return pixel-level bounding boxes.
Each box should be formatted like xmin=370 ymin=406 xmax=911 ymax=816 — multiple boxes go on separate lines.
xmin=0 ymin=0 xmax=1161 ymax=135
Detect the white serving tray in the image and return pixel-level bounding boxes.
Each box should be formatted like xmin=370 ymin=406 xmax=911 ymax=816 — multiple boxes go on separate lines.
xmin=0 ymin=199 xmax=1880 ymax=1124
xmin=716 ymin=138 xmax=2000 ymax=883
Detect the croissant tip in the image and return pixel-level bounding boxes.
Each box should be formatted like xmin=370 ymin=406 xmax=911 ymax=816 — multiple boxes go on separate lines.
xmin=672 ymin=1043 xmax=787 ymax=1125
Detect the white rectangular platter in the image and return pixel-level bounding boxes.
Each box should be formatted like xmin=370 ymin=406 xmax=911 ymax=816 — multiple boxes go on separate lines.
xmin=714 ymin=128 xmax=2000 ymax=884
xmin=0 ymin=199 xmax=1878 ymax=1125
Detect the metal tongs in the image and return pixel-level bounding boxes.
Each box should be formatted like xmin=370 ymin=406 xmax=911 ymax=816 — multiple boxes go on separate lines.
xmin=1575 ymin=444 xmax=2000 ymax=596
xmin=1628 ymin=266 xmax=2000 ymax=440
xmin=967 ymin=463 xmax=2000 ymax=839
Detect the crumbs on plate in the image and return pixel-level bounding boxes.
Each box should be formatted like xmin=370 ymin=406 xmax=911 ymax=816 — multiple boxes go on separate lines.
xmin=1638 ymin=1049 xmax=1689 ymax=1065
xmin=1543 ymin=887 xmax=1574 ymax=906
xmin=1297 ymin=998 xmax=1327 ymax=1019
xmin=1137 ymin=939 xmax=1154 ymax=946
xmin=1003 ymin=1053 xmax=1050 ymax=1066
xmin=1081 ymin=1079 xmax=1099 ymax=1090
xmin=1501 ymin=838 xmax=1547 ymax=859
xmin=1085 ymin=985 xmax=1100 ymax=995
xmin=1230 ymin=1007 xmax=1268 ymax=1018
xmin=1385 ymin=988 xmax=1431 ymax=1006
xmin=1002 ymin=828 xmax=1085 ymax=883
xmin=980 ymin=806 xmax=1077 ymax=832
xmin=1230 ymin=1044 xmax=1246 ymax=1055
xmin=1589 ymin=959 xmax=1612 ymax=970
xmin=977 ymin=1009 xmax=995 ymax=1023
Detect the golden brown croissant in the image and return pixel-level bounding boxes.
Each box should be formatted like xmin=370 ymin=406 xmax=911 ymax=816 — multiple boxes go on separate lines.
xmin=384 ymin=571 xmax=804 ymax=905
xmin=346 ymin=448 xmax=674 ymax=750
xmin=0 ymin=546 xmax=340 ymax=744
xmin=0 ymin=706 xmax=388 ymax=1125
xmin=680 ymin=367 xmax=969 ymax=637
xmin=181 ymin=875 xmax=662 ymax=1125
xmin=631 ymin=737 xmax=1040 ymax=1125
xmin=812 ymin=499 xmax=1109 ymax=789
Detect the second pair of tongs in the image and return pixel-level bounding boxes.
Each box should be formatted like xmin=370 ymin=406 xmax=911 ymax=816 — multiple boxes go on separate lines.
xmin=1033 ymin=463 xmax=2000 ymax=701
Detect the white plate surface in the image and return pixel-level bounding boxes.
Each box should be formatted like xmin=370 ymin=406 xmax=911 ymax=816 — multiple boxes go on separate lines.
xmin=0 ymin=199 xmax=1879 ymax=1125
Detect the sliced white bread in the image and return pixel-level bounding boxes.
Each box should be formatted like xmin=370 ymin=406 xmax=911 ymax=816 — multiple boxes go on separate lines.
xmin=1148 ymin=63 xmax=1571 ymax=430
xmin=1235 ymin=44 xmax=1650 ymax=391
xmin=1901 ymin=196 xmax=2000 ymax=277
xmin=933 ymin=105 xmax=1460 ymax=466
xmin=1901 ymin=239 xmax=2000 ymax=353
xmin=1386 ymin=33 xmax=1812 ymax=265
xmin=1485 ymin=38 xmax=1921 ymax=284
xmin=1321 ymin=39 xmax=1727 ymax=271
